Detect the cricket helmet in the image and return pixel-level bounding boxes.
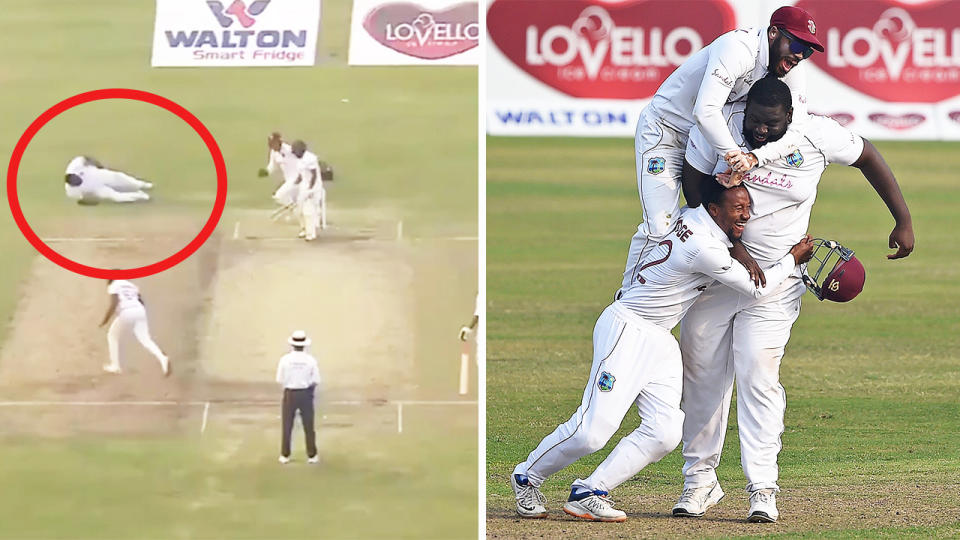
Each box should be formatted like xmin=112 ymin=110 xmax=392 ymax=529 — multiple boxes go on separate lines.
xmin=800 ymin=239 xmax=865 ymax=302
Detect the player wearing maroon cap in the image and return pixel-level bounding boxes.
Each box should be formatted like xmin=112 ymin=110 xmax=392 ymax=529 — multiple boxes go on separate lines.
xmin=622 ymin=5 xmax=825 ymax=298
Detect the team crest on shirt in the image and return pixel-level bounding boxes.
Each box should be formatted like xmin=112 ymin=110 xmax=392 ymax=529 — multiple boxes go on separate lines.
xmin=647 ymin=157 xmax=665 ymax=175
xmin=597 ymin=371 xmax=616 ymax=392
xmin=786 ymin=149 xmax=804 ymax=167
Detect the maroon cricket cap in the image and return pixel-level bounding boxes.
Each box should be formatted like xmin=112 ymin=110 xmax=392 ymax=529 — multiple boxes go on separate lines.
xmin=821 ymin=256 xmax=865 ymax=302
xmin=770 ymin=5 xmax=824 ymax=52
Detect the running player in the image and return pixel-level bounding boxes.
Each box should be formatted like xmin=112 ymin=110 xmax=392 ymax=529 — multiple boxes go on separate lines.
xmin=99 ymin=279 xmax=170 ymax=376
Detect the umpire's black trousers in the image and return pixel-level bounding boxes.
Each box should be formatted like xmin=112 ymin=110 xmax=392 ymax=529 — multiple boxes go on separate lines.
xmin=281 ymin=385 xmax=317 ymax=458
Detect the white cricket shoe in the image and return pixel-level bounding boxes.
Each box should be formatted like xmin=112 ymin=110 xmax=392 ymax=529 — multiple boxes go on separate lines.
xmin=307 ymin=455 xmax=319 ymax=464
xmin=672 ymin=482 xmax=725 ymax=517
xmin=142 ymin=181 xmax=154 ymax=190
xmin=102 ymin=364 xmax=122 ymax=374
xmin=161 ymin=355 xmax=171 ymax=377
xmin=747 ymin=488 xmax=779 ymax=523
xmin=562 ymin=489 xmax=627 ymax=522
xmin=297 ymin=230 xmax=306 ymax=239
xmin=278 ymin=456 xmax=291 ymax=464
xmin=511 ymin=474 xmax=547 ymax=518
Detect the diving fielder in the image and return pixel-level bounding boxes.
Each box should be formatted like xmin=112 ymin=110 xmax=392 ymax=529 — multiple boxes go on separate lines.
xmin=98 ymin=279 xmax=170 ymax=376
xmin=64 ymin=156 xmax=153 ymax=204
xmin=624 ymin=5 xmax=822 ymax=288
xmin=258 ymin=132 xmax=300 ymax=206
xmin=511 ymin=182 xmax=814 ymax=522
xmin=291 ymin=140 xmax=326 ymax=240
xmin=671 ymin=77 xmax=914 ymax=523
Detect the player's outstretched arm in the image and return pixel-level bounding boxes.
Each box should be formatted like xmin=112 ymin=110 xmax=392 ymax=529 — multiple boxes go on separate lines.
xmin=99 ymin=295 xmax=118 ymax=327
xmin=851 ymin=140 xmax=915 ymax=259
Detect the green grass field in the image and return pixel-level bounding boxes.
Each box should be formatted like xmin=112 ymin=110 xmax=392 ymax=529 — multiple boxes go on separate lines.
xmin=0 ymin=2 xmax=477 ymax=538
xmin=487 ymin=137 xmax=960 ymax=538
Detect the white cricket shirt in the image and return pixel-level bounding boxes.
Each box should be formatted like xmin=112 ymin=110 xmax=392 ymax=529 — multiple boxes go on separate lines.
xmin=647 ymin=27 xmax=807 ymax=164
xmin=296 ymin=150 xmax=321 ymax=195
xmin=686 ymin=107 xmax=864 ymax=266
xmin=265 ymin=143 xmax=300 ymax=184
xmin=618 ymin=205 xmax=796 ymax=331
xmin=107 ymin=280 xmax=142 ymax=311
xmin=276 ymin=351 xmax=321 ymax=390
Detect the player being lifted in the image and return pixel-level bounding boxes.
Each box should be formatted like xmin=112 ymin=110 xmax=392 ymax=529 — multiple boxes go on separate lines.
xmin=668 ymin=77 xmax=913 ymax=523
xmin=510 ymin=180 xmax=815 ymax=522
xmin=64 ymin=156 xmax=153 ymax=205
xmin=623 ymin=5 xmax=823 ymax=292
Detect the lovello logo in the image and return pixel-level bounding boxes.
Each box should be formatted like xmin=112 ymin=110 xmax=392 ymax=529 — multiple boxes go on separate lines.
xmin=207 ymin=0 xmax=270 ymax=28
xmin=487 ymin=0 xmax=734 ymax=99
xmin=363 ymin=2 xmax=479 ymax=60
xmin=799 ymin=1 xmax=960 ymax=102
xmin=950 ymin=111 xmax=960 ymax=124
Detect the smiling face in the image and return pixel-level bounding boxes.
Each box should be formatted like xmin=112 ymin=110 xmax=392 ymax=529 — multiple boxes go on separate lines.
xmin=767 ymin=27 xmax=810 ymax=77
xmin=742 ymin=101 xmax=792 ymax=149
xmin=708 ymin=186 xmax=752 ymax=241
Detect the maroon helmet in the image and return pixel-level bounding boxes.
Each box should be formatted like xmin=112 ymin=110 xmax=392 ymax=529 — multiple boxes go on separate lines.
xmin=801 ymin=239 xmax=865 ymax=302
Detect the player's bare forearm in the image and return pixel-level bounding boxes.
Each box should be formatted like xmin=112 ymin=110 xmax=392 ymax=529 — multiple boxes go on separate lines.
xmin=730 ymin=240 xmax=765 ymax=287
xmin=853 ymin=140 xmax=915 ymax=258
xmin=681 ymin=159 xmax=712 ymax=208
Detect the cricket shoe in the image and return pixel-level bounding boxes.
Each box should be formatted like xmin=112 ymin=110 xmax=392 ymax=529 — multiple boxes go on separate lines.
xmin=307 ymin=455 xmax=319 ymax=464
xmin=297 ymin=230 xmax=306 ymax=239
xmin=747 ymin=488 xmax=779 ymax=523
xmin=562 ymin=489 xmax=627 ymax=522
xmin=278 ymin=456 xmax=291 ymax=464
xmin=102 ymin=364 xmax=122 ymax=374
xmin=511 ymin=473 xmax=547 ymax=518
xmin=161 ymin=355 xmax=172 ymax=377
xmin=672 ymin=482 xmax=725 ymax=517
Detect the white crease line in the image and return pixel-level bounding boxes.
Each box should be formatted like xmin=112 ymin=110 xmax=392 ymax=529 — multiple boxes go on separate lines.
xmin=43 ymin=238 xmax=142 ymax=243
xmin=0 ymin=400 xmax=476 ymax=406
xmin=233 ymin=221 xmax=240 ymax=240
xmin=397 ymin=402 xmax=403 ymax=434
xmin=201 ymin=401 xmax=210 ymax=434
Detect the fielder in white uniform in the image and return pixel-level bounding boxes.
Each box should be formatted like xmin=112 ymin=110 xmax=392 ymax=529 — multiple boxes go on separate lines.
xmin=64 ymin=156 xmax=153 ymax=204
xmin=511 ymin=182 xmax=815 ymax=522
xmin=624 ymin=5 xmax=822 ymax=289
xmin=291 ymin=140 xmax=326 ymax=240
xmin=673 ymin=76 xmax=914 ymax=523
xmin=98 ymin=279 xmax=170 ymax=376
xmin=258 ymin=132 xmax=301 ymax=207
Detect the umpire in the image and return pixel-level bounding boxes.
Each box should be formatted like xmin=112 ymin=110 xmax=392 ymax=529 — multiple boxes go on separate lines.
xmin=276 ymin=330 xmax=321 ymax=464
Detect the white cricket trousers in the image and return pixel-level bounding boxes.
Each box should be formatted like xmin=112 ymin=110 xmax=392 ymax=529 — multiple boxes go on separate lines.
xmin=107 ymin=305 xmax=167 ymax=370
xmin=678 ymin=276 xmax=805 ymax=492
xmin=273 ymin=181 xmax=298 ymax=206
xmin=621 ymin=106 xmax=689 ymax=291
xmin=514 ymin=302 xmax=684 ymax=491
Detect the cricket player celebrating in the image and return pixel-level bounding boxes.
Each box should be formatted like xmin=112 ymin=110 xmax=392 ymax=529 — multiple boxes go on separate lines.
xmin=99 ymin=279 xmax=170 ymax=376
xmin=672 ymin=77 xmax=914 ymax=523
xmin=623 ymin=5 xmax=822 ymax=288
xmin=511 ymin=181 xmax=815 ymax=522
xmin=64 ymin=156 xmax=153 ymax=204
xmin=291 ymin=140 xmax=326 ymax=240
xmin=258 ymin=132 xmax=301 ymax=207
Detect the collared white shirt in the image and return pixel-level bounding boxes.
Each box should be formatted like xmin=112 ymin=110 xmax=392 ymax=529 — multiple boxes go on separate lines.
xmin=265 ymin=143 xmax=300 ymax=184
xmin=686 ymin=105 xmax=864 ymax=265
xmin=648 ymin=27 xmax=808 ymax=163
xmin=618 ymin=205 xmax=796 ymax=330
xmin=107 ymin=280 xmax=142 ymax=311
xmin=276 ymin=350 xmax=321 ymax=390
